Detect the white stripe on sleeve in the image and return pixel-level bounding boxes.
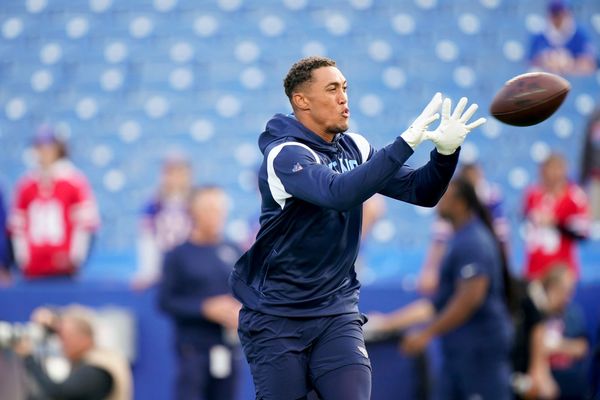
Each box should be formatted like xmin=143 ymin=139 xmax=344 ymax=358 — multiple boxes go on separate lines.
xmin=266 ymin=142 xmax=320 ymax=209
xmin=345 ymin=132 xmax=371 ymax=164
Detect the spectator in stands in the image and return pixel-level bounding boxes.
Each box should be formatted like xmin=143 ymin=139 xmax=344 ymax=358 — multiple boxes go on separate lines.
xmin=132 ymin=151 xmax=193 ymax=289
xmin=512 ymin=271 xmax=560 ymax=399
xmin=528 ymin=0 xmax=597 ymax=76
xmin=544 ymin=265 xmax=589 ymax=399
xmin=0 ymin=187 xmax=12 ymax=285
xmin=523 ymin=153 xmax=590 ymax=280
xmin=368 ymin=178 xmax=514 ymax=399
xmin=8 ymin=126 xmax=100 ymax=279
xmin=14 ymin=305 xmax=132 ymax=400
xmin=158 ymin=186 xmax=242 ymax=400
xmin=580 ymin=107 xmax=600 ymax=221
xmin=418 ymin=162 xmax=508 ymax=295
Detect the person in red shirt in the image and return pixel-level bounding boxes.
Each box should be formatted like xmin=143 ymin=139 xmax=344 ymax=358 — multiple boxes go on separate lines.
xmin=9 ymin=126 xmax=100 ymax=278
xmin=523 ymin=153 xmax=590 ymax=280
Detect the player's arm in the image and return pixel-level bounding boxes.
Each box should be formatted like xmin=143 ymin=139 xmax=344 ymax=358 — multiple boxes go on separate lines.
xmin=378 ymin=149 xmax=459 ymax=207
xmin=269 ymin=93 xmax=447 ymax=211
xmin=554 ymin=336 xmax=589 ymax=359
xmin=422 ymin=275 xmax=488 ymax=338
xmin=557 ymin=189 xmax=591 ymax=240
xmin=528 ymin=322 xmax=560 ymax=398
xmin=69 ymin=175 xmax=100 ymax=267
xmin=369 ymin=299 xmax=436 ymax=333
xmin=8 ymin=181 xmax=29 ymax=269
xmin=402 ymin=245 xmax=492 ymax=355
xmin=270 ymin=138 xmax=416 ymax=211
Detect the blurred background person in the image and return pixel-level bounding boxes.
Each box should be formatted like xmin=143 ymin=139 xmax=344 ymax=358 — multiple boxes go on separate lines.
xmin=580 ymin=107 xmax=600 ymax=221
xmin=0 ymin=187 xmax=12 ymax=285
xmin=8 ymin=126 xmax=99 ymax=279
xmin=132 ymin=151 xmax=193 ymax=289
xmin=368 ymin=178 xmax=514 ymax=400
xmin=528 ymin=0 xmax=597 ymax=76
xmin=512 ymin=269 xmax=560 ymax=399
xmin=523 ymin=153 xmax=590 ymax=281
xmin=513 ymin=264 xmax=590 ymax=399
xmin=14 ymin=305 xmax=132 ymax=400
xmin=158 ymin=186 xmax=242 ymax=400
xmin=543 ymin=265 xmax=589 ymax=400
xmin=418 ymin=162 xmax=508 ymax=295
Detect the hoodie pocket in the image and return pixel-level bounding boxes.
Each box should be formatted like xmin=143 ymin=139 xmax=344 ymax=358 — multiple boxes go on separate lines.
xmin=258 ymin=248 xmax=278 ymax=293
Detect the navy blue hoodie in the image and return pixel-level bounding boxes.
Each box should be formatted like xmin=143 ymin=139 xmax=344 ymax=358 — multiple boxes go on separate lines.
xmin=230 ymin=114 xmax=459 ymax=317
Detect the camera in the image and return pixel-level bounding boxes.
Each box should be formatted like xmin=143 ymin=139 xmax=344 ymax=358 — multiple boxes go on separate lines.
xmin=0 ymin=321 xmax=47 ymax=350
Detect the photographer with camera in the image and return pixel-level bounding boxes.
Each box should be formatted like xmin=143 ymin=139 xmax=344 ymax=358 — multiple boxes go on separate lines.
xmin=13 ymin=305 xmax=132 ymax=400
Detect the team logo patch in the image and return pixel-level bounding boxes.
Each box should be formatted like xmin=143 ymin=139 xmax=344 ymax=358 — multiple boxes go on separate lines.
xmin=460 ymin=263 xmax=477 ymax=279
xmin=292 ymin=163 xmax=303 ymax=172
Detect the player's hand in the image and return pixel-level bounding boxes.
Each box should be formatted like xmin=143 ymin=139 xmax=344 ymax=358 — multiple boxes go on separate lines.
xmin=400 ymin=330 xmax=432 ymax=355
xmin=425 ymin=97 xmax=486 ymax=155
xmin=13 ymin=337 xmax=34 ymax=356
xmin=400 ymin=92 xmax=442 ymax=150
xmin=31 ymin=307 xmax=58 ymax=330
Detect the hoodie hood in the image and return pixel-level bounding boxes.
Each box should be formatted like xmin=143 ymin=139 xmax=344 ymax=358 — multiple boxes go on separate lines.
xmin=258 ymin=113 xmax=340 ymax=155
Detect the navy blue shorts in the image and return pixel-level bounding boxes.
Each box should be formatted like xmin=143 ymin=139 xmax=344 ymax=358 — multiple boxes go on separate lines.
xmin=238 ymin=308 xmax=371 ymax=400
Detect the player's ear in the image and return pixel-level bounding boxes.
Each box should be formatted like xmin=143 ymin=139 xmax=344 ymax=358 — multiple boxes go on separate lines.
xmin=292 ymin=92 xmax=310 ymax=111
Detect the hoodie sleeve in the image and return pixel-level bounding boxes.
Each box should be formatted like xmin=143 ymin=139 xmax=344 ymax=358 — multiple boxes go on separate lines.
xmin=378 ymin=148 xmax=460 ymax=207
xmin=268 ymin=137 xmax=414 ymax=211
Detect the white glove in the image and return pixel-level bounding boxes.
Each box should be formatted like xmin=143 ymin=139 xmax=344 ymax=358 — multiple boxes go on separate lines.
xmin=424 ymin=97 xmax=486 ymax=155
xmin=400 ymin=92 xmax=442 ymax=150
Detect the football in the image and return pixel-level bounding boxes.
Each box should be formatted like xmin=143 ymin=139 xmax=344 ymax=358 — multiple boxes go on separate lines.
xmin=489 ymin=72 xmax=570 ymax=127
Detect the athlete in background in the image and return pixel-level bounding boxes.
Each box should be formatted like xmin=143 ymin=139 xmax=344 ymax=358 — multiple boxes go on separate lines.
xmin=369 ymin=178 xmax=514 ymax=400
xmin=418 ymin=162 xmax=508 ymax=295
xmin=9 ymin=126 xmax=99 ymax=278
xmin=230 ymin=56 xmax=486 ymax=400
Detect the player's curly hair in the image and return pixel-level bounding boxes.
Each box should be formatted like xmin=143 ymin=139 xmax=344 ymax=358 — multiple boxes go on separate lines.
xmin=283 ymin=56 xmax=336 ymax=99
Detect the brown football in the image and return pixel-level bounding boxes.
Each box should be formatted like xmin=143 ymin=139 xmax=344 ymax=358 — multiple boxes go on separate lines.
xmin=490 ymin=72 xmax=570 ymax=127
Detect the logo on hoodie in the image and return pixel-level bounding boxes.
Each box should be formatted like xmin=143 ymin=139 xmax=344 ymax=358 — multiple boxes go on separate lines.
xmin=292 ymin=163 xmax=303 ymax=172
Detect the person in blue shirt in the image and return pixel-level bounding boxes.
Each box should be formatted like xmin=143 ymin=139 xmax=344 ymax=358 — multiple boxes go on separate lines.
xmin=542 ymin=266 xmax=590 ymax=400
xmin=368 ymin=178 xmax=514 ymax=400
xmin=230 ymin=56 xmax=486 ymax=400
xmin=529 ymin=0 xmax=597 ymax=76
xmin=159 ymin=186 xmax=242 ymax=400
xmin=0 ymin=187 xmax=12 ymax=285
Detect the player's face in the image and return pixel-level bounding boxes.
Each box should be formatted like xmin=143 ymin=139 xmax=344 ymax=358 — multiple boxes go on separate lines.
xmin=302 ymin=66 xmax=349 ymax=136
